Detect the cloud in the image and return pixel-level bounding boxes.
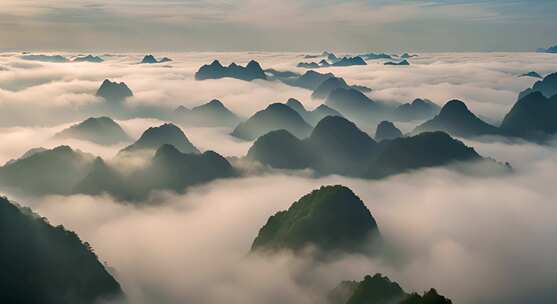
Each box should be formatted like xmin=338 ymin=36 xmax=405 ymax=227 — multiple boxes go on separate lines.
xmin=12 ymin=136 xmax=556 ymax=304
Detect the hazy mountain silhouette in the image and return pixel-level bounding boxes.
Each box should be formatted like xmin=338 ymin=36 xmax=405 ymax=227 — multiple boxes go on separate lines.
xmin=306 ymin=116 xmax=378 ymax=175
xmin=328 ymin=274 xmax=451 ymax=304
xmin=297 ymin=62 xmax=320 ymax=69
xmin=174 ymin=99 xmax=241 ymax=127
xmin=96 ymin=79 xmax=133 ymax=103
xmin=518 ymin=72 xmax=557 ymax=100
xmin=231 ymin=103 xmax=312 ymax=140
xmin=21 ymin=54 xmax=69 ymax=63
xmin=539 ymin=44 xmax=557 ymax=53
xmin=319 ymin=59 xmax=331 ymax=67
xmin=78 ymin=145 xmax=236 ymax=201
xmin=332 ymin=56 xmax=367 ymax=67
xmin=140 ymin=54 xmax=158 ymax=64
xmin=54 ymin=117 xmax=131 ymax=145
xmin=312 ymin=77 xmax=350 ymax=99
xmin=0 ymin=196 xmax=123 ymax=304
xmin=247 ymin=116 xmax=489 ymax=178
xmin=140 ymin=54 xmax=172 ymax=64
xmin=120 ymin=123 xmax=199 ymax=154
xmin=73 ymin=55 xmax=104 ymax=63
xmin=195 ymin=60 xmax=267 ymax=81
xmin=367 ymin=131 xmax=481 ymax=178
xmin=264 ymin=69 xmax=300 ymax=79
xmin=401 ymin=53 xmax=418 ymax=59
xmin=500 ymin=91 xmax=557 ymax=141
xmin=284 ymin=98 xmax=343 ymax=125
xmin=325 ymin=88 xmax=385 ymax=123
xmin=0 ymin=146 xmax=95 ymax=195
xmin=4 ymin=147 xmax=47 ymax=166
xmin=359 ymin=53 xmax=393 ymax=60
xmin=375 ymin=121 xmax=403 ymax=141
xmin=385 ymin=60 xmax=410 ymax=66
xmin=290 ymin=70 xmax=335 ymax=90
xmin=251 ymin=185 xmax=380 ymax=254
xmin=519 ymin=71 xmax=542 ymax=78
xmin=413 ymin=100 xmax=500 ymax=138
xmin=247 ymin=130 xmax=312 ymax=169
xmin=393 ymin=98 xmax=440 ymax=122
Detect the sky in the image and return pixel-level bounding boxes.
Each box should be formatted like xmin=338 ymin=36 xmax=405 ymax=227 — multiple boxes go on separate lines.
xmin=1 ymin=0 xmax=557 ymax=52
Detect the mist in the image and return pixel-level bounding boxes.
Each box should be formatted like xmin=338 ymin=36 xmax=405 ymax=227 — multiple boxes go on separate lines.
xmin=2 ymin=50 xmax=557 ymax=304
xmin=6 ymin=137 xmax=551 ymax=304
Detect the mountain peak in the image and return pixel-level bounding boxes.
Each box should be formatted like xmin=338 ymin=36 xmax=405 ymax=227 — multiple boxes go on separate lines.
xmin=121 ymin=123 xmax=199 ymax=154
xmin=251 ymin=185 xmax=380 ymax=254
xmin=96 ymin=79 xmax=133 ymax=102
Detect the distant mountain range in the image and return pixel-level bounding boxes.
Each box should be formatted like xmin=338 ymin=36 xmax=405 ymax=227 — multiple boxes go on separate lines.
xmin=20 ymin=54 xmax=69 ymax=63
xmin=54 ymin=117 xmax=131 ymax=145
xmin=251 ymin=185 xmax=381 ymax=255
xmin=537 ymin=44 xmax=557 ymax=53
xmin=297 ymin=56 xmax=367 ymax=69
xmin=0 ymin=123 xmax=236 ymax=200
xmin=73 ymin=55 xmax=104 ymax=63
xmin=0 ymin=196 xmax=124 ymax=304
xmin=140 ymin=54 xmax=172 ymax=64
xmin=247 ymin=115 xmax=496 ymax=178
xmin=384 ymin=60 xmax=410 ymax=66
xmin=195 ymin=60 xmax=267 ymax=81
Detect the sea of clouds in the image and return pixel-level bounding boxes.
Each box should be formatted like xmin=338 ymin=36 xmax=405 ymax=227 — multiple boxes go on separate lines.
xmin=1 ymin=51 xmax=557 ymax=304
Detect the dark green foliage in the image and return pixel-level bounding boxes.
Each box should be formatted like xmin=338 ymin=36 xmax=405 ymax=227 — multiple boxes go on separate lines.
xmin=500 ymin=91 xmax=557 ymax=141
xmin=345 ymin=274 xmax=407 ymax=304
xmin=251 ymin=185 xmax=380 ymax=254
xmin=195 ymin=60 xmax=267 ymax=81
xmin=0 ymin=196 xmax=123 ymax=304
xmin=400 ymin=289 xmax=453 ymax=304
xmin=414 ymin=99 xmax=500 ymax=138
xmin=393 ymin=99 xmax=440 ymax=122
xmin=175 ymin=99 xmax=241 ymax=127
xmin=247 ymin=130 xmax=311 ymax=169
xmin=231 ymin=103 xmax=312 ymax=140
xmin=0 ymin=146 xmax=94 ymax=195
xmin=121 ymin=123 xmax=199 ymax=154
xmin=96 ymin=79 xmax=133 ymax=102
xmin=368 ymin=131 xmax=480 ymax=178
xmin=329 ymin=274 xmax=452 ymax=304
xmin=54 ymin=116 xmax=131 ymax=145
xmin=375 ymin=121 xmax=403 ymax=141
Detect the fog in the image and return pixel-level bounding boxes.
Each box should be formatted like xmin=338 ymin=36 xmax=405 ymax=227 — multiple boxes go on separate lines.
xmin=2 ymin=51 xmax=557 ymax=304
xmin=16 ymin=137 xmax=556 ymax=304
